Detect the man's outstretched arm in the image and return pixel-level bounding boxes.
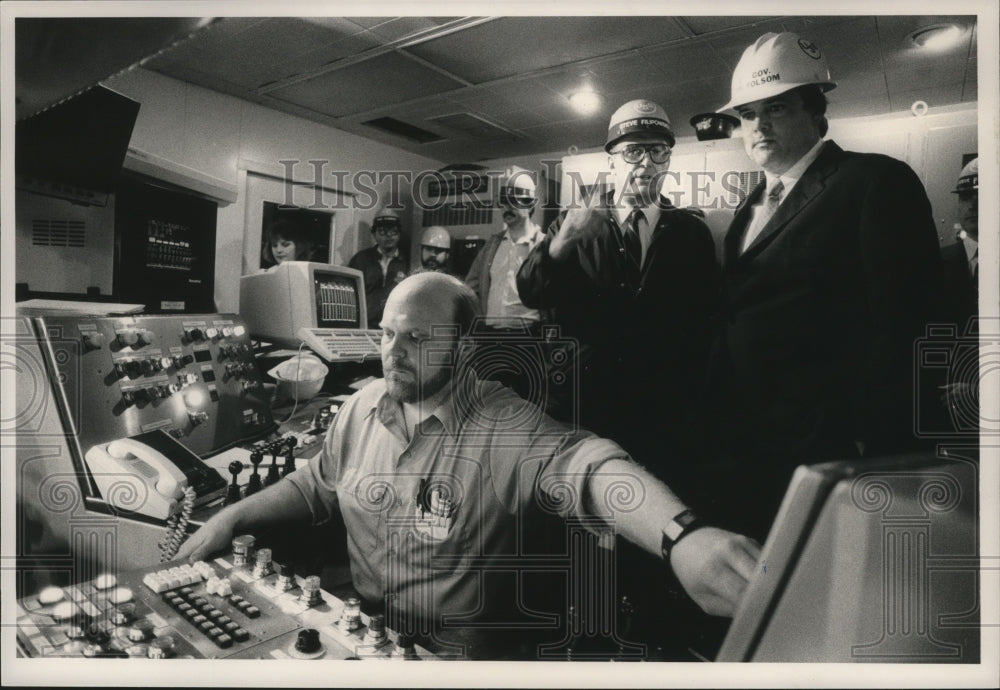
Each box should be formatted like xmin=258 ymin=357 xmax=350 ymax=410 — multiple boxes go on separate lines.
xmin=176 ymin=479 xmax=313 ymax=562
xmin=585 ymin=458 xmax=760 ymax=617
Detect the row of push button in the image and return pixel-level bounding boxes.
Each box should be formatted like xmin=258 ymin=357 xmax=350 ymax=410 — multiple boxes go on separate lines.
xmin=163 ymin=587 xmax=250 ymax=648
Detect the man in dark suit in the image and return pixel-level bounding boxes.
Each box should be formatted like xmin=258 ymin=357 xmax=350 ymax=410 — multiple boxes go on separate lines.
xmin=683 ymin=32 xmax=945 ymax=542
xmin=517 ymin=99 xmax=719 ymax=474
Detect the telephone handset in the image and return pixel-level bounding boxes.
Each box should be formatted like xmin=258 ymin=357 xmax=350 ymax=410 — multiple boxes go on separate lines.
xmin=85 ymin=437 xmax=188 ymax=521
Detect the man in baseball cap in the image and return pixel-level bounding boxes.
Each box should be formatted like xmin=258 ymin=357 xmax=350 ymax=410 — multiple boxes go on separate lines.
xmin=348 ymin=208 xmax=410 ymax=325
xmin=685 ymin=32 xmax=945 ymax=544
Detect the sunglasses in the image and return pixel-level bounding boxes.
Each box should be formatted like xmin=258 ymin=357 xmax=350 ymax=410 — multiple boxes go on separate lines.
xmin=499 ymin=189 xmax=535 ymax=209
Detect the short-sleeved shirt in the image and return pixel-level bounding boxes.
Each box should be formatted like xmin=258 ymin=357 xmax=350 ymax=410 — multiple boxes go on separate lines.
xmin=285 ymin=375 xmax=625 ymax=621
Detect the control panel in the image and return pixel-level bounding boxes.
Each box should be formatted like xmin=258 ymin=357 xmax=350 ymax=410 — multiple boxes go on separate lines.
xmin=34 ymin=314 xmax=275 ymax=459
xmin=16 ymin=541 xmax=435 ymax=660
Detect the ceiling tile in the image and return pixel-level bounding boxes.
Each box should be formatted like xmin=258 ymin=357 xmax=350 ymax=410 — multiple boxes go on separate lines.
xmin=680 ymin=16 xmax=774 ymax=35
xmin=407 ymin=16 xmax=688 ymax=83
xmin=368 ymin=17 xmax=449 ymax=41
xmin=147 ymin=17 xmax=370 ymax=90
xmin=268 ymin=52 xmax=466 ymax=117
xmin=644 ymin=41 xmax=732 ymax=83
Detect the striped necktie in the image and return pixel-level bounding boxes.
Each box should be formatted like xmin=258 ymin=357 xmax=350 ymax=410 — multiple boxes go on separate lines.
xmin=624 ymin=208 xmax=643 ymax=272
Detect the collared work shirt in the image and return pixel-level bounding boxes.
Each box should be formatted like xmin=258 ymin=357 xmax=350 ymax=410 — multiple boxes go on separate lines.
xmin=485 ymin=223 xmax=543 ymax=325
xmin=286 ymin=376 xmax=625 ymax=620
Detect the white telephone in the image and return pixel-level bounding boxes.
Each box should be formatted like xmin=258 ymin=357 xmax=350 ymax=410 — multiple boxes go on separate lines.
xmin=85 ymin=437 xmax=189 ymax=521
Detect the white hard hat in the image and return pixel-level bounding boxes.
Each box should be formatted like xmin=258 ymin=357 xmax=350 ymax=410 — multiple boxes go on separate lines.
xmin=953 ymin=158 xmax=978 ymax=194
xmin=605 ymin=99 xmax=675 ymax=152
xmin=421 ymin=226 xmax=451 ymax=249
xmin=720 ymin=32 xmax=837 ymax=111
xmin=499 ymin=165 xmax=537 ymax=207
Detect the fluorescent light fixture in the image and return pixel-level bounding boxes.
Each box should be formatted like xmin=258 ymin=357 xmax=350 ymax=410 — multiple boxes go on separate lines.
xmin=908 ymin=24 xmax=965 ymax=52
xmin=568 ymin=90 xmax=601 ymax=115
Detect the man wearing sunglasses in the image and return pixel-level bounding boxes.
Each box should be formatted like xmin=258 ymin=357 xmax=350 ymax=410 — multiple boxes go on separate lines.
xmin=349 ymin=208 xmax=410 ymax=326
xmin=465 ymin=166 xmax=546 ymax=334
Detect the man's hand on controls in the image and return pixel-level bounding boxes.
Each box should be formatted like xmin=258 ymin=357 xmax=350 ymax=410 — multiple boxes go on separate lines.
xmin=670 ymin=527 xmax=761 ymax=617
xmin=176 ymin=509 xmax=239 ymax=562
xmin=549 ymin=191 xmax=610 ymax=260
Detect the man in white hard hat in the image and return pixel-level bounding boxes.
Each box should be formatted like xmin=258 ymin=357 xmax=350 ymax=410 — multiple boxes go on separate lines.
xmin=464 ymin=167 xmax=551 ymax=400
xmin=179 ymin=272 xmax=760 ymax=659
xmin=419 ymin=225 xmax=452 ymax=273
xmin=684 ymin=32 xmax=945 ymax=542
xmin=348 ymin=208 xmax=410 ymax=325
xmin=518 ymin=99 xmax=719 ymax=470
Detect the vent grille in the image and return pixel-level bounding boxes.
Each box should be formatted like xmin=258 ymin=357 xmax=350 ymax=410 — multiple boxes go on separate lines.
xmin=362 ymin=117 xmax=443 ymax=143
xmin=422 ymin=203 xmax=495 ymax=227
xmin=32 ymin=219 xmax=85 ymax=247
xmin=729 ymin=171 xmax=766 ymax=206
xmin=428 ymin=113 xmax=517 ymax=139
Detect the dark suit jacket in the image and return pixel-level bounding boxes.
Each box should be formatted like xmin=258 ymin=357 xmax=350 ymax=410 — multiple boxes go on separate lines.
xmin=689 ymin=141 xmax=945 ymax=538
xmin=940 ymin=239 xmax=977 ymax=333
xmin=517 ymin=194 xmax=719 ymax=471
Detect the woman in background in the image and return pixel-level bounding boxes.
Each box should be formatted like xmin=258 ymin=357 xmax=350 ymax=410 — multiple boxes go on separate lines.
xmin=262 ymin=219 xmax=313 ymax=267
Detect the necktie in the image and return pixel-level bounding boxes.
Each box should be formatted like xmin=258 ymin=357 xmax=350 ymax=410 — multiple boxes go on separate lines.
xmin=624 ymin=208 xmax=643 ymax=273
xmin=742 ymin=180 xmax=784 ymax=252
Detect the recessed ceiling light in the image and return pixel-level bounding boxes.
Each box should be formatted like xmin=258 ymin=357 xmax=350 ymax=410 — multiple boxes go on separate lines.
xmin=907 ymin=24 xmax=965 ymax=52
xmin=568 ymin=90 xmax=601 ymax=115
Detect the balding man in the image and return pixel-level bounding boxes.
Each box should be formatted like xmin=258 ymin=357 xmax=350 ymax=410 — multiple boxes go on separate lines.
xmin=179 ymin=272 xmax=759 ymax=660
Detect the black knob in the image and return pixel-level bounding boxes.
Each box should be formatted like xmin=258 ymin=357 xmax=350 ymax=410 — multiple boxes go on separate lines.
xmin=264 ymin=452 xmax=281 ymax=487
xmin=245 ymin=452 xmax=263 ymax=496
xmin=282 ymin=450 xmax=296 ymax=477
xmin=227 ymin=460 xmax=245 ymax=504
xmin=295 ymin=628 xmax=321 ymax=654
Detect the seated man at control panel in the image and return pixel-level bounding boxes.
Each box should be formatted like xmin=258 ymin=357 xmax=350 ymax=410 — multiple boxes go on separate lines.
xmin=179 ymin=272 xmax=760 ymax=660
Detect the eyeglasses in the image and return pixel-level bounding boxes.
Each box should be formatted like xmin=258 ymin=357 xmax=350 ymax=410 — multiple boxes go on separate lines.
xmin=957 ymin=191 xmax=977 ymax=202
xmin=613 ymin=144 xmax=672 ymax=164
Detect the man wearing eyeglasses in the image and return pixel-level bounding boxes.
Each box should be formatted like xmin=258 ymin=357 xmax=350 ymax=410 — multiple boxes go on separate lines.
xmin=349 ymin=208 xmax=410 ymax=326
xmin=516 ymin=98 xmax=720 ymax=655
xmin=517 ymin=99 xmax=719 ymax=471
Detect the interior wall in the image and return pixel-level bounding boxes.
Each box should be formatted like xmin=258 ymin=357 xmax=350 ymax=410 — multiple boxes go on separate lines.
xmin=102 ymin=68 xmax=444 ymax=313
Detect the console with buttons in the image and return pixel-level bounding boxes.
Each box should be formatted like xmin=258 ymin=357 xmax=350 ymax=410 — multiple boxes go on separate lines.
xmin=16 ymin=541 xmax=436 ymax=660
xmin=32 ymin=314 xmax=275 ymax=459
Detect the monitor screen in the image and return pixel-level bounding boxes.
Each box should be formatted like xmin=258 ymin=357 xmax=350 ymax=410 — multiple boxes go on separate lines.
xmin=313 ymin=270 xmax=361 ymax=329
xmin=239 ymin=262 xmax=368 ymax=346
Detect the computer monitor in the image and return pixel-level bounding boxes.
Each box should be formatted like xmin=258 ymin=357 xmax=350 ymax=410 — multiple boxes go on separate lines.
xmin=239 ymin=261 xmax=368 ymax=346
xmin=716 ymin=450 xmax=979 ymax=663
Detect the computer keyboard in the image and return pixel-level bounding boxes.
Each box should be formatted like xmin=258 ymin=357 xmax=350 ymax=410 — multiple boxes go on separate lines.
xmin=297 ymin=327 xmax=382 ymax=362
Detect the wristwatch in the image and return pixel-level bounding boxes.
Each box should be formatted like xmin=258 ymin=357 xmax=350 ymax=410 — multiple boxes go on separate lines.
xmin=660 ymin=509 xmax=706 ymax=563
